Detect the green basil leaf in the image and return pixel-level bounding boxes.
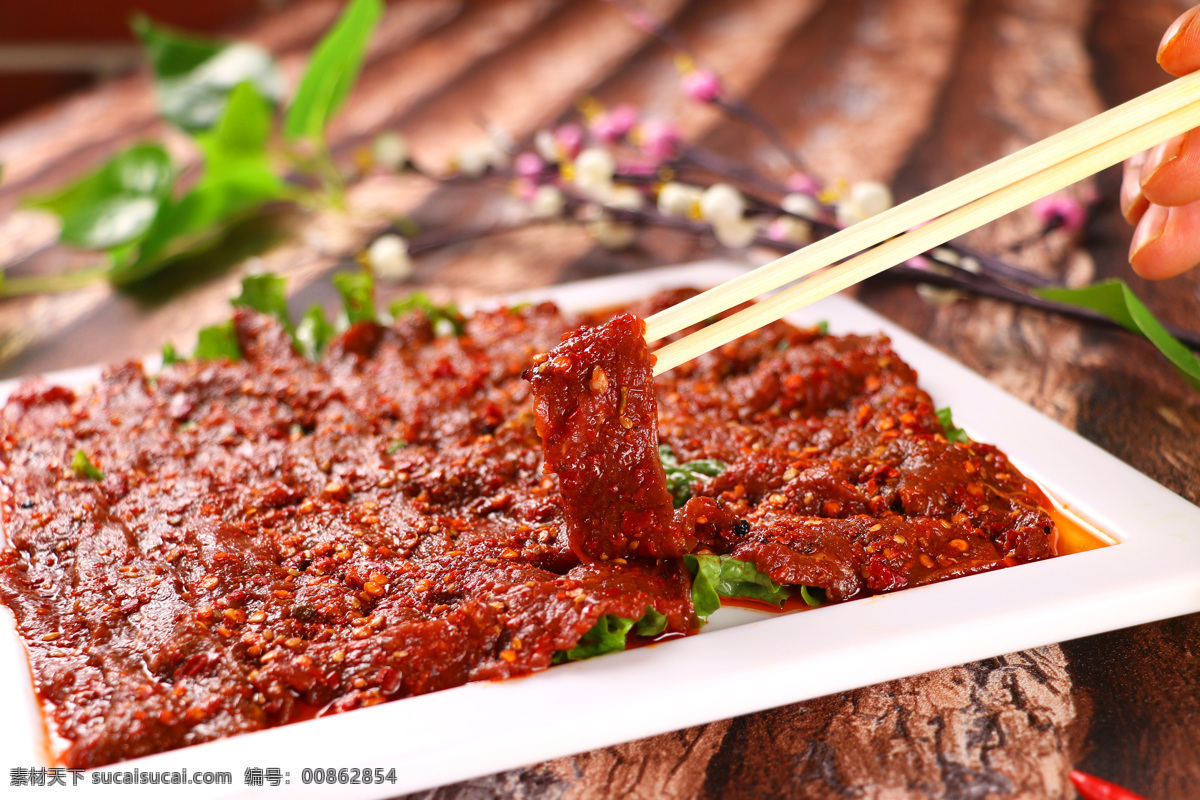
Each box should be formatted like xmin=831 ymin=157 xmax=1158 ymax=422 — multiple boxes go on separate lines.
xmin=297 ymin=304 xmax=336 ymax=359
xmin=1037 ymin=279 xmax=1200 ymax=392
xmin=935 ymin=407 xmax=969 ymax=444
xmin=633 ymin=607 xmax=668 ymax=638
xmin=233 ymin=274 xmax=294 ymax=336
xmin=72 ymin=450 xmax=105 ymax=481
xmin=553 ymin=614 xmax=636 ymax=664
xmin=685 ymin=554 xmax=790 ymax=621
xmin=134 ymin=15 xmax=281 ymax=133
xmin=389 ymin=292 xmax=465 ymax=336
xmin=193 ymin=321 xmax=242 ymax=362
xmin=284 ymin=0 xmax=384 ymax=143
xmin=27 ymin=144 xmax=173 ymax=251
xmin=334 ymin=270 xmax=377 ymax=325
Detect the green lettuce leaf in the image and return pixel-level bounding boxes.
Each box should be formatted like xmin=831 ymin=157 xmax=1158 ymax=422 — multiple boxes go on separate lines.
xmin=389 ymin=292 xmax=466 ymax=336
xmin=553 ymin=615 xmax=636 ymax=664
xmin=285 ymin=0 xmax=384 ymax=143
xmin=134 ymin=15 xmax=281 ymax=133
xmin=26 ymin=144 xmax=173 ymax=251
xmin=633 ymin=607 xmax=668 ymax=638
xmin=659 ymin=444 xmax=725 ymax=508
xmin=161 ymin=341 xmax=182 ymax=367
xmin=297 ymin=304 xmax=336 ymax=359
xmin=233 ymin=273 xmax=294 ymax=336
xmin=800 ymin=585 xmax=825 ymax=608
xmin=685 ymin=554 xmax=790 ymax=621
xmin=333 ymin=270 xmax=377 ymax=324
xmin=552 ymin=607 xmax=666 ymax=663
xmin=1036 ymin=279 xmax=1200 ymax=392
xmin=193 ymin=321 xmax=241 ymax=362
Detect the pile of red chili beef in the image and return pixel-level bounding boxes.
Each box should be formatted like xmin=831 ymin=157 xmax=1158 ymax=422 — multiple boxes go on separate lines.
xmin=0 ymin=288 xmax=1057 ymax=767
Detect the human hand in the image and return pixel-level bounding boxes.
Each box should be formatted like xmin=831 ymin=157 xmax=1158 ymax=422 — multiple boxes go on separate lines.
xmin=1122 ymin=5 xmax=1200 ymax=279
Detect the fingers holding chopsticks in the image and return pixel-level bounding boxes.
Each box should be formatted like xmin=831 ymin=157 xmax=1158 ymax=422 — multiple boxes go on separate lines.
xmin=1123 ymin=4 xmax=1200 ymax=279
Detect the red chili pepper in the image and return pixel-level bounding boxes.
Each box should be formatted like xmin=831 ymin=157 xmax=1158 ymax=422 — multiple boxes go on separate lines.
xmin=1069 ymin=769 xmax=1151 ymax=800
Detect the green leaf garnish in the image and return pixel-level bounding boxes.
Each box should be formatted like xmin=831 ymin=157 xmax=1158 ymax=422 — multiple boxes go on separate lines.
xmin=233 ymin=273 xmax=294 ymax=336
xmin=72 ymin=450 xmax=105 ymax=481
xmin=110 ymin=85 xmax=285 ymax=284
xmin=683 ymin=554 xmax=723 ymax=621
xmin=333 ymin=270 xmax=377 ymax=324
xmin=1036 ymin=279 xmax=1200 ymax=392
xmin=161 ymin=341 xmax=182 ymax=367
xmin=134 ymin=15 xmax=281 ymax=133
xmin=935 ymin=407 xmax=969 ymax=444
xmin=553 ymin=614 xmax=635 ymax=664
xmin=26 ymin=144 xmax=173 ymax=251
xmin=633 ymin=607 xmax=668 ymax=638
xmin=685 ymin=554 xmax=790 ymax=621
xmin=284 ymin=0 xmax=384 ymax=143
xmin=389 ymin=292 xmax=466 ymax=336
xmin=297 ymin=305 xmax=336 ymax=359
xmin=552 ymin=606 xmax=666 ymax=663
xmin=658 ymin=444 xmax=725 ymax=508
xmin=385 ymin=440 xmax=408 ymax=454
xmin=816 ymin=320 xmax=829 ymax=335
xmin=193 ymin=321 xmax=242 ymax=361
xmin=800 ymin=585 xmax=825 ymax=608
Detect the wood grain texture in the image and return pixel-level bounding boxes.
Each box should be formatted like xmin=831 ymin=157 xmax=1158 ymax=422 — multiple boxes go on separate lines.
xmin=1 ymin=0 xmax=1198 ymax=797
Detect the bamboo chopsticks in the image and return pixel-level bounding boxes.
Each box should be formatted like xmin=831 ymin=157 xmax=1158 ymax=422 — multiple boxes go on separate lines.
xmin=647 ymin=70 xmax=1200 ymax=376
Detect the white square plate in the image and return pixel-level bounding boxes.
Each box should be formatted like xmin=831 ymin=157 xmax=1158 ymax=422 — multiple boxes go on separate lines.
xmin=3 ymin=262 xmax=1199 ymax=798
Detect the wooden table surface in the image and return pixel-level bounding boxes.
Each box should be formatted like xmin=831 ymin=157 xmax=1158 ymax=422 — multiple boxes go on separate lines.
xmin=2 ymin=1 xmax=1199 ymax=797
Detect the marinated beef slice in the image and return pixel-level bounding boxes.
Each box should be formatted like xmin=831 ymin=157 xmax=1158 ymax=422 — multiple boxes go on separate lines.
xmin=527 ymin=313 xmax=684 ymax=561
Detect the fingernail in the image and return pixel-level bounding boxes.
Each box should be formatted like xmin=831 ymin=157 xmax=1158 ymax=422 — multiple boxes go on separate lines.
xmin=1122 ymin=153 xmax=1149 ymax=222
xmin=1121 ymin=181 xmax=1147 ymax=225
xmin=1130 ymin=203 xmax=1168 ymax=261
xmin=1140 ymin=134 xmax=1184 ymax=188
xmin=1159 ymin=6 xmax=1200 ymax=63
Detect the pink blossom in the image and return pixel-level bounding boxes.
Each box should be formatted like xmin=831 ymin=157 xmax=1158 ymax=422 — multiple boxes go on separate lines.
xmin=554 ymin=124 xmax=585 ymax=160
xmin=590 ymin=104 xmax=639 ymax=143
xmin=514 ymin=152 xmax=544 ymax=179
xmin=681 ymin=69 xmax=721 ymax=103
xmin=1031 ymin=194 xmax=1087 ymax=233
xmin=785 ymin=172 xmax=821 ymax=196
xmin=765 ymin=218 xmax=802 ymax=243
xmin=638 ymin=119 xmax=681 ymax=161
